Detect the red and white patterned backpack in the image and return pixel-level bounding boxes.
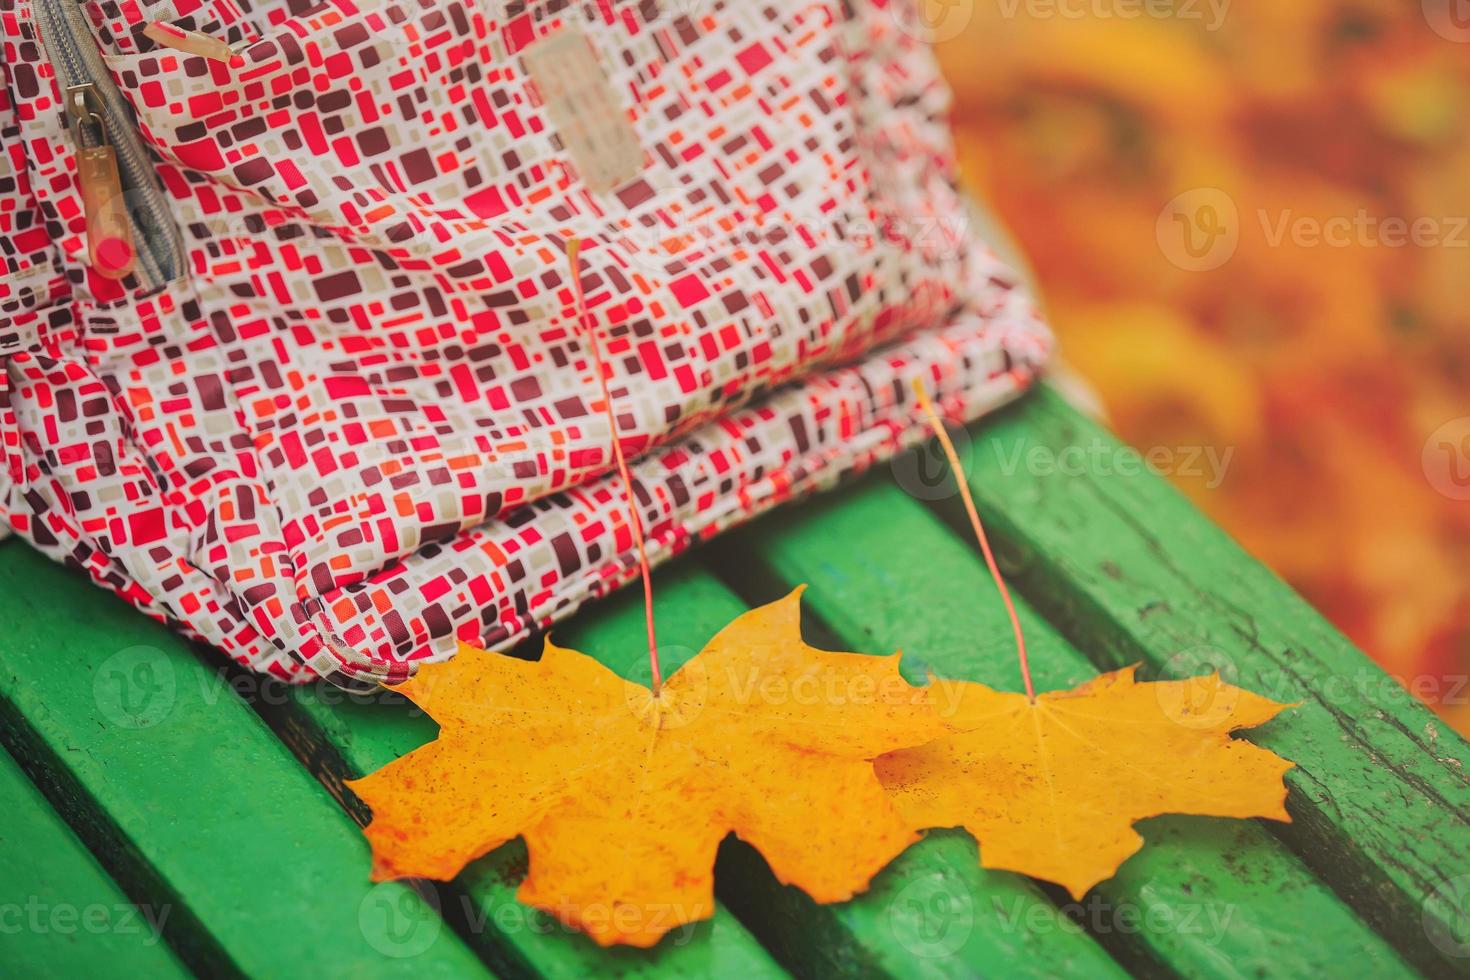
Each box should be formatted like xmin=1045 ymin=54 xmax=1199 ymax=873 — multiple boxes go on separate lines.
xmin=0 ymin=0 xmax=1049 ymax=684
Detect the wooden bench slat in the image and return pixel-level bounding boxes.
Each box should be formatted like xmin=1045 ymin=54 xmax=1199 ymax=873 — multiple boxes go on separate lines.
xmin=0 ymin=545 xmax=492 ymax=978
xmin=258 ymin=657 xmax=790 ymax=979
xmin=0 ymin=747 xmax=192 ymax=979
xmin=944 ymin=387 xmax=1470 ymax=974
xmin=553 ymin=565 xmax=1130 ymax=979
xmin=725 ymin=477 xmax=1417 ymax=978
xmin=6 ymin=377 xmax=1464 ymax=976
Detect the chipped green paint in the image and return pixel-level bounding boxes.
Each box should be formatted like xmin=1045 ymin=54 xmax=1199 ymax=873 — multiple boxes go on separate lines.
xmin=0 ymin=747 xmax=191 ymax=979
xmin=941 ymin=387 xmax=1470 ymax=975
xmin=0 ymin=546 xmax=490 ymax=978
xmin=555 ymin=564 xmax=1129 ymax=980
xmin=0 ymin=385 xmax=1462 ymax=979
xmin=729 ymin=476 xmax=1415 ymax=978
xmin=259 ymin=609 xmax=789 ymax=980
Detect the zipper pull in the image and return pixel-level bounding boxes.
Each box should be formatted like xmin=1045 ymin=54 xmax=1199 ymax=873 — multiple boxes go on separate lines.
xmin=67 ymin=84 xmax=136 ymax=280
xmin=143 ymin=21 xmax=243 ymax=67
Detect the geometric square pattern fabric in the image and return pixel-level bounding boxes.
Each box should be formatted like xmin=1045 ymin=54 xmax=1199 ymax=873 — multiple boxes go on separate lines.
xmin=0 ymin=0 xmax=1050 ymax=682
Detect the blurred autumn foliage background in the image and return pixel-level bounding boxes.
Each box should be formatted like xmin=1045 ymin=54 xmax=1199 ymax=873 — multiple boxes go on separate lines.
xmin=924 ymin=1 xmax=1470 ymax=728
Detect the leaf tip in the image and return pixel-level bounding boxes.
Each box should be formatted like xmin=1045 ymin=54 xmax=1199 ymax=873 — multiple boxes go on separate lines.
xmin=1062 ymin=880 xmax=1094 ymax=902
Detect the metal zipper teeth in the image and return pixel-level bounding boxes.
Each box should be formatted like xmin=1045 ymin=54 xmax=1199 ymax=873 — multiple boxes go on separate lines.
xmin=34 ymin=0 xmax=186 ymax=288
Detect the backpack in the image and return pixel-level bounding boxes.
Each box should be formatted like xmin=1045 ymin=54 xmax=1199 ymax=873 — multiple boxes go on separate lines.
xmin=0 ymin=0 xmax=1049 ymax=685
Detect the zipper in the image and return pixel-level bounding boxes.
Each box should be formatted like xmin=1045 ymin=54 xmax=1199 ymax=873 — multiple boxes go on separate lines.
xmin=34 ymin=0 xmax=185 ymax=288
xmin=65 ymin=84 xmax=136 ymax=279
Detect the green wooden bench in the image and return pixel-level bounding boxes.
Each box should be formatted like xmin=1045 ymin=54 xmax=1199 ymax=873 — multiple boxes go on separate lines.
xmin=2 ymin=386 xmax=1467 ymax=978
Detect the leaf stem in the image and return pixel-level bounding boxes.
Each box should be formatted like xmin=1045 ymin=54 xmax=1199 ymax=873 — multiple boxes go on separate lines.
xmin=911 ymin=378 xmax=1035 ymax=702
xmin=567 ymin=239 xmax=663 ymax=695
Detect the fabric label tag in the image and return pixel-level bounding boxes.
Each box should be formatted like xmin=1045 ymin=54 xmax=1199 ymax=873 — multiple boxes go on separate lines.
xmin=523 ymin=26 xmax=644 ymax=193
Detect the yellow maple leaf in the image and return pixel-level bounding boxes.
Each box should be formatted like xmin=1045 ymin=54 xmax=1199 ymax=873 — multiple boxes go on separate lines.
xmin=347 ymin=587 xmax=948 ymax=947
xmin=875 ymin=666 xmax=1295 ymax=899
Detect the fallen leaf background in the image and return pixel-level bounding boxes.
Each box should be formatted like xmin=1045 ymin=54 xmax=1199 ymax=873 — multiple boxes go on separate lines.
xmin=348 ymin=588 xmax=947 ymax=947
xmin=934 ymin=3 xmax=1470 ymax=728
xmin=875 ymin=665 xmax=1296 ymax=899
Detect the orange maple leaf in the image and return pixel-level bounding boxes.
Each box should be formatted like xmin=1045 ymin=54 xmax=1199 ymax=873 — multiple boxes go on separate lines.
xmin=874 ymin=666 xmax=1296 ymax=899
xmin=347 ymin=588 xmax=949 ymax=947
